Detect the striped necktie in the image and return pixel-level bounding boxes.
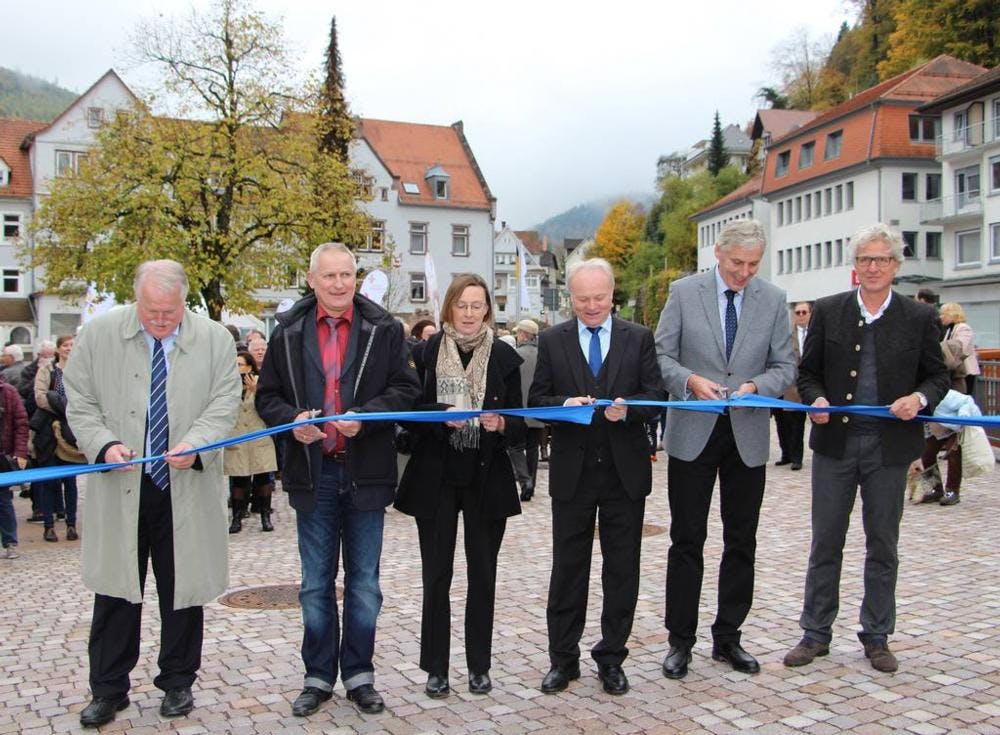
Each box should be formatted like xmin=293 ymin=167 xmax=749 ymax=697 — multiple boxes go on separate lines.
xmin=148 ymin=338 xmax=170 ymax=490
xmin=724 ymin=289 xmax=738 ymax=360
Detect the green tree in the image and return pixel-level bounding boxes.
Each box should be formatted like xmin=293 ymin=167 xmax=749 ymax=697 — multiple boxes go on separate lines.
xmin=318 ymin=16 xmax=354 ymax=161
xmin=590 ymin=200 xmax=646 ymax=295
xmin=879 ymin=0 xmax=1000 ymax=78
xmin=27 ymin=0 xmax=368 ymax=320
xmin=707 ymin=112 xmax=730 ymax=176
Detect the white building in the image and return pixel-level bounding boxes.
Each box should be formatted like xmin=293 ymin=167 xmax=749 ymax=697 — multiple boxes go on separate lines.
xmin=916 ymin=64 xmax=1000 ymax=347
xmin=691 ymin=174 xmax=771 ymax=278
xmin=492 ymin=225 xmax=545 ymax=325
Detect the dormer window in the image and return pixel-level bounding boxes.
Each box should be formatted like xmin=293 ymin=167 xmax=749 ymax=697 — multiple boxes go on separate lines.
xmin=87 ymin=107 xmax=105 ymax=129
xmin=0 ymin=163 xmax=9 ymax=187
xmin=425 ymin=164 xmax=450 ymax=200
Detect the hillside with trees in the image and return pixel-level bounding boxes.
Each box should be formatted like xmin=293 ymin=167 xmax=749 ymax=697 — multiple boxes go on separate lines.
xmin=0 ymin=68 xmax=78 ymax=121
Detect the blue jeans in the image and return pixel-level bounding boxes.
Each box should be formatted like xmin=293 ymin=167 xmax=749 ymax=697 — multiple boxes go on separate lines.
xmin=0 ymin=488 xmax=17 ymax=547
xmin=296 ymin=459 xmax=385 ymax=692
xmin=40 ymin=469 xmax=77 ymax=528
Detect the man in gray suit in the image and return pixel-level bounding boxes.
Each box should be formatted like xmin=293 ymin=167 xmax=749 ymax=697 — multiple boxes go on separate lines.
xmin=654 ymin=219 xmax=795 ymax=679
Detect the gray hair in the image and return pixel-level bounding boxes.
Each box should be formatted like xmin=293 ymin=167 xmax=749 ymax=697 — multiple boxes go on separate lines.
xmin=309 ymin=242 xmax=357 ymax=274
xmin=37 ymin=340 xmax=56 ymax=357
xmin=3 ymin=344 xmax=23 ymax=361
xmin=717 ymin=220 xmax=766 ymax=252
xmin=567 ymin=257 xmax=615 ymax=291
xmin=849 ymin=223 xmax=905 ymax=263
xmin=133 ymin=260 xmax=190 ymax=300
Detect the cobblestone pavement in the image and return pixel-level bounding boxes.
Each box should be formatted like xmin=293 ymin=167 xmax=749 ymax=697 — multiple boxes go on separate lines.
xmin=2 ymin=430 xmax=998 ymax=734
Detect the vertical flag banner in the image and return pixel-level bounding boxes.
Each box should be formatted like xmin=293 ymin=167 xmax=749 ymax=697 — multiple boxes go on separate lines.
xmin=517 ymin=239 xmax=531 ymax=313
xmin=424 ymin=250 xmax=441 ymax=327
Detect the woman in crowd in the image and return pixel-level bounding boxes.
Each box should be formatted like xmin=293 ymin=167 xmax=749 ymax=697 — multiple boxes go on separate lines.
xmin=409 ymin=319 xmax=438 ymax=345
xmin=224 ymin=350 xmax=277 ymax=533
xmin=912 ymin=389 xmax=981 ymax=507
xmin=33 ymin=335 xmax=78 ymax=542
xmin=939 ymin=302 xmax=980 ymax=396
xmin=395 ymin=273 xmax=524 ymax=699
xmin=0 ymin=369 xmax=29 ymax=558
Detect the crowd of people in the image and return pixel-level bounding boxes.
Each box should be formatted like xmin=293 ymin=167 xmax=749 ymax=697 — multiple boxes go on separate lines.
xmin=0 ymin=218 xmax=988 ymax=728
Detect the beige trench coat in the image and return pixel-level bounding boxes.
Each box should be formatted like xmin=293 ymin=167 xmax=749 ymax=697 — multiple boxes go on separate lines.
xmin=223 ymin=382 xmax=277 ymax=477
xmin=64 ymin=305 xmax=241 ymax=608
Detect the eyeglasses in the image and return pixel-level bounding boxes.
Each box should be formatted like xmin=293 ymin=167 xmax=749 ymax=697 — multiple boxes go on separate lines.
xmin=794 ymin=310 xmax=810 ymax=315
xmin=455 ymin=302 xmax=487 ymax=313
xmin=855 ymin=255 xmax=894 ymax=268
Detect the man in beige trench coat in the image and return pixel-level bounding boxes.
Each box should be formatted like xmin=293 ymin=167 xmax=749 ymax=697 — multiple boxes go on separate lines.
xmin=64 ymin=260 xmax=241 ymax=728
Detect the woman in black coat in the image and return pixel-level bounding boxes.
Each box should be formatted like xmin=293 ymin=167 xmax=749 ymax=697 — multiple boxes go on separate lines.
xmin=395 ymin=273 xmax=524 ymax=699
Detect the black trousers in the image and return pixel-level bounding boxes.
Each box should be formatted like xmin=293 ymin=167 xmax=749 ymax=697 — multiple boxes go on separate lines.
xmin=88 ymin=475 xmax=203 ymax=697
xmin=775 ymin=408 xmax=806 ymax=464
xmin=547 ymin=461 xmax=645 ymax=668
xmin=665 ymin=415 xmax=765 ymax=647
xmin=415 ymin=483 xmax=506 ymax=675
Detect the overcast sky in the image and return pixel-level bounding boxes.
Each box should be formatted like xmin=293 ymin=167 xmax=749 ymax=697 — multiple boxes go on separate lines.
xmin=6 ymin=0 xmax=852 ymax=228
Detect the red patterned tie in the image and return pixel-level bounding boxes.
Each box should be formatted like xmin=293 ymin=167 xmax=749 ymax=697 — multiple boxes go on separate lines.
xmin=322 ymin=317 xmax=344 ymax=454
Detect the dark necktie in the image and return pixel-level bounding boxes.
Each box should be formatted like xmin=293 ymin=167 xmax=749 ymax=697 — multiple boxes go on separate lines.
xmin=322 ymin=317 xmax=345 ymax=454
xmin=724 ymin=289 xmax=738 ymax=360
xmin=587 ymin=326 xmax=602 ymax=377
xmin=148 ymin=339 xmax=169 ymax=490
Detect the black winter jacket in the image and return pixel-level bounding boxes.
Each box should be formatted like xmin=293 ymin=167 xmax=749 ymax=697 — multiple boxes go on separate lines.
xmin=255 ymin=293 xmax=421 ymax=512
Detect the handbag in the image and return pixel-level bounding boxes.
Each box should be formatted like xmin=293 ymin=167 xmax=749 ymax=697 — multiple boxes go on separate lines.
xmin=960 ymin=425 xmax=994 ymax=479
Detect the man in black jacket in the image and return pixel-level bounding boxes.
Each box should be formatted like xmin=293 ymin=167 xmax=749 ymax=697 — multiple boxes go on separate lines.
xmin=256 ymin=242 xmax=420 ymax=717
xmin=783 ymin=224 xmax=949 ymax=674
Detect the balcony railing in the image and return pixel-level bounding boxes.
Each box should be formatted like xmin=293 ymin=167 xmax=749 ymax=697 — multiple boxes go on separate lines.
xmin=919 ymin=193 xmax=982 ymax=224
xmin=936 ymin=117 xmax=1000 ymax=157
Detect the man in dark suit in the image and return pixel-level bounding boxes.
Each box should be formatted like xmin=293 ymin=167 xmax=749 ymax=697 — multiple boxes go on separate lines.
xmin=784 ymin=224 xmax=949 ymax=673
xmin=529 ymin=258 xmax=665 ymax=696
xmin=774 ymin=301 xmax=812 ymax=470
xmin=256 ymin=242 xmax=421 ymax=717
xmin=655 ymin=220 xmax=796 ymax=679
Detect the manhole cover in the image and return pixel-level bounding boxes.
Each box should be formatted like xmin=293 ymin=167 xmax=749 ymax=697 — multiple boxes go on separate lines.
xmin=594 ymin=523 xmax=667 ymax=539
xmin=218 ymin=584 xmax=301 ymax=609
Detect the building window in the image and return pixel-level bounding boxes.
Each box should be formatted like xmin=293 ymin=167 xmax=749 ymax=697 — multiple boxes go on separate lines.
xmin=366 ymin=220 xmax=385 ymax=252
xmin=410 ymin=273 xmax=427 ymax=302
xmin=835 ymin=239 xmax=844 ymax=266
xmin=926 ymin=231 xmax=941 ymax=259
xmin=2 ymin=269 xmax=19 ymax=294
xmin=86 ymin=107 xmax=105 ymax=128
xmin=799 ymin=141 xmax=815 ymax=169
xmin=352 ymin=169 xmax=374 ymax=198
xmin=794 ymin=197 xmax=802 ymax=223
xmin=926 ymin=173 xmax=942 ymax=201
xmin=804 ymin=194 xmax=811 ymax=219
xmin=901 ymin=172 xmax=917 ymax=201
xmin=55 ymin=150 xmax=86 ymax=176
xmin=777 ymin=251 xmax=784 ymax=275
xmin=901 ymin=231 xmax=917 ymax=258
xmin=954 ymin=110 xmax=969 ymax=143
xmin=908 ymin=115 xmax=939 ymax=142
xmin=2 ymin=214 xmax=20 ymax=239
xmin=409 ymin=222 xmax=428 ymax=254
xmin=956 ymin=229 xmax=981 ymax=267
xmin=526 ymin=274 xmax=540 ymax=289
xmin=834 ymin=185 xmax=843 ymax=212
xmin=435 ymin=179 xmax=448 ymax=199
xmin=0 ymin=167 xmax=8 ymax=187
xmin=814 ymin=191 xmax=822 ymax=217
xmin=990 ymin=155 xmax=1000 ymax=193
xmin=845 ymin=181 xmax=854 ymax=209
xmin=785 ymin=200 xmax=792 ymax=224
xmin=956 ymin=165 xmax=980 ymax=208
xmin=380 ymin=187 xmax=389 ymax=201
xmin=775 ymin=151 xmax=790 ymax=177
xmin=824 ymin=188 xmax=832 ymax=213
xmin=451 ymin=225 xmax=470 ymax=256
xmin=991 ymin=223 xmax=1000 ymax=262
xmin=494 ymin=273 xmax=507 ymax=291
xmin=794 ymin=247 xmax=802 ymax=272
xmin=824 ymin=241 xmax=832 ymax=267
xmin=804 ymin=244 xmax=812 ymax=270
xmin=824 ymin=130 xmax=843 ymax=160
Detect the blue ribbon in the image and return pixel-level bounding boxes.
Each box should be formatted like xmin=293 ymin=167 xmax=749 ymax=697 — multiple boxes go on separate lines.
xmin=2 ymin=396 xmax=995 ymax=487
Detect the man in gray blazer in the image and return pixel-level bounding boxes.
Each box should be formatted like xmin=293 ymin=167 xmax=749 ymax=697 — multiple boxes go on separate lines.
xmin=654 ymin=220 xmax=795 ymax=679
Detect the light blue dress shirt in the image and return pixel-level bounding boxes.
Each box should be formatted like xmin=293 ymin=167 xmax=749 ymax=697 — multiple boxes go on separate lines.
xmin=714 ymin=267 xmax=743 ymax=330
xmin=577 ymin=314 xmax=612 ymax=365
xmin=141 ymin=325 xmax=179 ymax=466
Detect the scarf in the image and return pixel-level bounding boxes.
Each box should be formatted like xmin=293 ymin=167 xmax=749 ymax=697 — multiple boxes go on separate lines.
xmin=437 ymin=322 xmax=493 ymax=451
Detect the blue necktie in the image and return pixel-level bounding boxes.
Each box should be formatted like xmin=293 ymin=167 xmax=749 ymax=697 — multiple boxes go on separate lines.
xmin=587 ymin=326 xmax=603 ymax=377
xmin=148 ymin=339 xmax=170 ymax=491
xmin=724 ymin=289 xmax=738 ymax=360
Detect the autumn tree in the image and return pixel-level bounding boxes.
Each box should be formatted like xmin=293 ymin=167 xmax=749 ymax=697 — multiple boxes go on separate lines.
xmin=707 ymin=112 xmax=730 ymax=176
xmin=879 ymin=0 xmax=1000 ymax=79
xmin=27 ymin=0 xmax=369 ymax=319
xmin=590 ymin=199 xmax=646 ymax=285
xmin=770 ymin=27 xmax=834 ymax=110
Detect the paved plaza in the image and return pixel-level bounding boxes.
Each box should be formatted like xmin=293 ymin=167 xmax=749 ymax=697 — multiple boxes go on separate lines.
xmin=2 ymin=430 xmax=998 ymax=735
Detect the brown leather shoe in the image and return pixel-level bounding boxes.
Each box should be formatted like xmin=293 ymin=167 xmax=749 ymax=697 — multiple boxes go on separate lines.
xmin=783 ymin=637 xmax=829 ymax=667
xmin=863 ymin=640 xmax=898 ymax=672
xmin=66 ymin=526 xmax=79 ymax=541
xmin=43 ymin=527 xmax=58 ymax=542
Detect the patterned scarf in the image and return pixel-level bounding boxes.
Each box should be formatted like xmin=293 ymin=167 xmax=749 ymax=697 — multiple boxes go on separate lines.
xmin=437 ymin=322 xmax=493 ymax=450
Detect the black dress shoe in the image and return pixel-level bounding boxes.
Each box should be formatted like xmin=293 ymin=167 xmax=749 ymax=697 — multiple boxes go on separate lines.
xmin=540 ymin=664 xmax=580 ymax=693
xmin=597 ymin=663 xmax=629 ymax=695
xmin=292 ymin=686 xmax=332 ymax=716
xmin=712 ymin=642 xmax=760 ymax=674
xmin=425 ymin=674 xmax=450 ymax=699
xmin=775 ymin=458 xmax=791 ymax=466
xmin=661 ymin=645 xmax=692 ymax=679
xmin=160 ymin=686 xmax=194 ymax=717
xmin=791 ymin=462 xmax=803 ymax=471
xmin=469 ymin=672 xmax=492 ymax=694
xmin=80 ymin=695 xmax=129 ymax=727
xmin=940 ymin=490 xmax=960 ymax=506
xmin=346 ymin=683 xmax=384 ymax=714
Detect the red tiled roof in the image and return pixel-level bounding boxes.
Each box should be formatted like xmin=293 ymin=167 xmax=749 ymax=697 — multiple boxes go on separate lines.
xmin=917 ymin=63 xmax=1000 ymax=113
xmin=691 ymin=174 xmax=763 ymax=219
xmin=359 ymin=118 xmax=492 ymax=211
xmin=752 ymin=110 xmax=819 ymax=141
xmin=0 ymin=118 xmax=46 ymax=198
xmin=762 ymin=56 xmax=985 ymax=196
xmin=513 ymin=229 xmax=544 ymax=255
